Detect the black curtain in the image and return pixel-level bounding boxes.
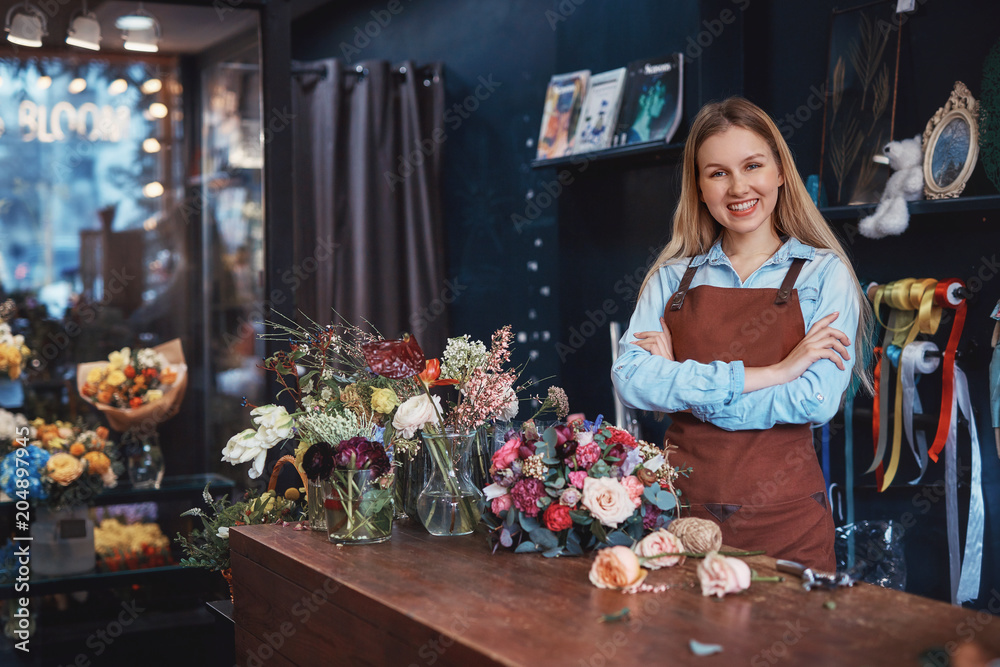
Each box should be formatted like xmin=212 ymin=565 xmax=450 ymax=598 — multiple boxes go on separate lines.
xmin=291 ymin=58 xmax=448 ymax=355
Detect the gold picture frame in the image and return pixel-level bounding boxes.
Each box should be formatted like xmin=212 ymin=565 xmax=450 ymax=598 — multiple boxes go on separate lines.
xmin=922 ymin=81 xmax=980 ymax=199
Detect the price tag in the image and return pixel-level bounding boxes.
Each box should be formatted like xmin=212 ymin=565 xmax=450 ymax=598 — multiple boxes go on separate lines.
xmin=896 ymin=0 xmax=915 ymax=12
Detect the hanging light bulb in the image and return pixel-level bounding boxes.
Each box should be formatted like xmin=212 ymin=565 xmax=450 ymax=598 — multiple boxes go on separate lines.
xmin=141 ymin=78 xmax=162 ymax=94
xmin=115 ymin=3 xmax=155 ymax=30
xmin=68 ymin=77 xmax=87 ymax=94
xmin=142 ymin=182 xmax=164 ymax=198
xmin=142 ymin=138 xmax=161 ymax=153
xmin=148 ymin=102 xmax=168 ymax=119
xmin=118 ymin=5 xmax=160 ymax=52
xmin=37 ymin=74 xmax=51 ymax=89
xmin=65 ymin=1 xmax=101 ymax=50
xmin=109 ymin=78 xmax=128 ymax=95
xmin=5 ymin=1 xmax=47 ymax=48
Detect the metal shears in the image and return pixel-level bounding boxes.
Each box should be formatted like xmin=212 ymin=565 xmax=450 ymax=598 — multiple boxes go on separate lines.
xmin=775 ymin=559 xmax=856 ymax=591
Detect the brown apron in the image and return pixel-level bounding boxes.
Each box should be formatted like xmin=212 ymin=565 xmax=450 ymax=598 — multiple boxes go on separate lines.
xmin=663 ymin=257 xmax=836 ymax=571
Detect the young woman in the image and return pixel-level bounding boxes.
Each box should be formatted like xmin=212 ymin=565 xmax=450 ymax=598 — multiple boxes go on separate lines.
xmin=612 ymin=97 xmax=872 ymax=571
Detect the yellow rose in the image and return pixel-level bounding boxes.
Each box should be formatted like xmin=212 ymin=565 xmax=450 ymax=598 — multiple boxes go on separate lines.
xmin=46 ymin=452 xmax=84 ymax=486
xmin=371 ymin=388 xmax=399 ymax=414
xmin=87 ymin=367 xmax=105 ymax=384
xmin=83 ymin=451 xmax=111 ymax=476
xmin=106 ymin=369 xmax=127 ymax=387
xmin=108 ymin=351 xmax=125 ymax=370
xmin=145 ymin=389 xmax=164 ymax=403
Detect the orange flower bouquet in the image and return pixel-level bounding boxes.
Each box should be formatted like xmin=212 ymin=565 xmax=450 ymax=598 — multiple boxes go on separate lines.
xmin=76 ymin=339 xmax=187 ymax=488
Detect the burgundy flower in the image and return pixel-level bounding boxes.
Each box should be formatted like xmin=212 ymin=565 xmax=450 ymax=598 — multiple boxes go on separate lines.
xmin=334 ymin=437 xmax=365 ymax=469
xmin=361 ymin=334 xmax=425 ymax=379
xmin=643 ymin=505 xmax=662 ymax=530
xmin=301 ymin=442 xmax=335 ymax=481
xmin=518 ymin=441 xmax=537 ymax=460
xmin=606 ymin=444 xmax=626 ymax=464
xmin=554 ymin=426 xmax=578 ymax=459
xmin=359 ymin=439 xmax=391 ymax=477
xmin=510 ymin=478 xmax=545 ymax=517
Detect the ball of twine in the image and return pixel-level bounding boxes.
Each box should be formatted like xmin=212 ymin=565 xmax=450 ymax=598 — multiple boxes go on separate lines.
xmin=667 ymin=517 xmax=722 ymax=553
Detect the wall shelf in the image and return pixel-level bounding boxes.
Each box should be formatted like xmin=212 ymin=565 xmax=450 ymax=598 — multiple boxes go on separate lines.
xmin=820 ymin=194 xmax=1000 ymax=221
xmin=531 ymin=141 xmax=684 ymax=169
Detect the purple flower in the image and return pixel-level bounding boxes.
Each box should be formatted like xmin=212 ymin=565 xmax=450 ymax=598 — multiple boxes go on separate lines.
xmin=334 ymin=437 xmax=391 ymax=477
xmin=334 ymin=437 xmax=365 ymax=469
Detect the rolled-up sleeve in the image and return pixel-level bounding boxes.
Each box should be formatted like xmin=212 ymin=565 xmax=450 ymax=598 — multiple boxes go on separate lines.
xmin=695 ymin=256 xmax=859 ymax=431
xmin=611 ymin=267 xmax=746 ymax=413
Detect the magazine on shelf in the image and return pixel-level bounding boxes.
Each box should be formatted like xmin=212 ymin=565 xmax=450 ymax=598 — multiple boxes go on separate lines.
xmin=536 ymin=69 xmax=590 ymax=160
xmin=569 ymin=67 xmax=627 ymax=154
xmin=613 ymin=54 xmax=683 ymax=147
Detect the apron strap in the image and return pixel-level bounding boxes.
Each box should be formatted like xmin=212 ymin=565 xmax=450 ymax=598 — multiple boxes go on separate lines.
xmin=775 ymin=258 xmax=807 ymax=305
xmin=669 ymin=258 xmax=699 ymax=311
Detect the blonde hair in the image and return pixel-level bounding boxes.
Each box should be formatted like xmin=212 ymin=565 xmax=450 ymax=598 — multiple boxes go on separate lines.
xmin=638 ymin=97 xmax=873 ymax=394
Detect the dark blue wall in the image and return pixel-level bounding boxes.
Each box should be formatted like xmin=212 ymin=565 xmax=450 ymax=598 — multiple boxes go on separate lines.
xmin=291 ymin=0 xmax=1000 ymax=607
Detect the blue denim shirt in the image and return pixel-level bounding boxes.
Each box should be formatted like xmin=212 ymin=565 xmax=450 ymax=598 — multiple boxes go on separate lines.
xmin=612 ymin=237 xmax=859 ymax=431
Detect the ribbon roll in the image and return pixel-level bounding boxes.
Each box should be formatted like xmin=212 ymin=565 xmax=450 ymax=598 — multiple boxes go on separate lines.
xmin=899 ymin=341 xmax=939 ymax=484
xmin=929 ymin=279 xmax=967 ymax=463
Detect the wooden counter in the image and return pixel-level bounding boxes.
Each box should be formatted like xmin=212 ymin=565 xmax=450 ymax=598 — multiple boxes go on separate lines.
xmin=230 ymin=520 xmax=1000 ymax=666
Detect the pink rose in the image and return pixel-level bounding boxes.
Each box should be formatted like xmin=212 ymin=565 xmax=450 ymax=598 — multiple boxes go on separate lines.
xmin=491 ymin=436 xmax=521 ymax=471
xmin=588 ymin=546 xmax=646 ymax=590
xmin=581 ymin=477 xmax=635 ymax=528
xmin=491 ymin=494 xmax=512 ymax=514
xmin=569 ymin=471 xmax=588 ymax=489
xmin=633 ymin=529 xmax=686 ymax=569
xmin=621 ymin=475 xmax=644 ymax=508
xmin=575 ymin=442 xmax=601 ymax=469
xmin=697 ymin=551 xmax=752 ymax=598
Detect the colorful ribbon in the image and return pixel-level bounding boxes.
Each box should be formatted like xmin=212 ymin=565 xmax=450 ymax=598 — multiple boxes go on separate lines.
xmin=929 ymin=279 xmax=967 ymax=463
xmin=898 ymin=341 xmax=939 ymax=484
xmin=946 ymin=365 xmax=984 ymax=604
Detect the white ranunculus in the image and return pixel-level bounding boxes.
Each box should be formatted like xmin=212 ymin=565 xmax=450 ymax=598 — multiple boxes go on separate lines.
xmin=217 ymin=526 xmax=230 ymax=540
xmin=498 ymin=388 xmax=519 ymax=421
xmin=222 ymin=428 xmax=275 ymax=479
xmin=251 ymin=404 xmax=294 ymax=447
xmin=392 ymin=394 xmax=442 ymax=439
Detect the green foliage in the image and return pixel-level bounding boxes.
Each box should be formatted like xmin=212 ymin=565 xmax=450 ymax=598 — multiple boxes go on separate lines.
xmin=174 ymin=484 xmax=302 ymax=572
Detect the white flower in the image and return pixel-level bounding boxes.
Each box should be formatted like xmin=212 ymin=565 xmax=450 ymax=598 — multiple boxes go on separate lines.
xmin=483 ymin=483 xmax=508 ymax=501
xmin=217 ymin=526 xmax=230 ymax=539
xmin=100 ymin=466 xmax=118 ymax=489
xmin=392 ymin=394 xmax=442 ymax=439
xmin=498 ymin=388 xmax=519 ymax=421
xmin=221 ymin=428 xmax=276 ymax=479
xmin=251 ymin=404 xmax=294 ymax=448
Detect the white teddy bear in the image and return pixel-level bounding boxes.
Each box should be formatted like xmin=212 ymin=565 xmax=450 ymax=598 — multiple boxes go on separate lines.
xmin=858 ymin=135 xmax=924 ymax=239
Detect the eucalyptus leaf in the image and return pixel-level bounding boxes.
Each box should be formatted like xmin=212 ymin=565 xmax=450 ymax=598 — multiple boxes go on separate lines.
xmin=570 ymin=510 xmax=593 ymax=526
xmin=529 ymin=527 xmax=559 ymax=550
xmin=519 ymin=513 xmax=540 ymax=533
xmin=500 ymin=527 xmax=513 ymax=548
xmin=504 ymin=507 xmax=518 ymax=528
xmin=605 ymin=530 xmax=633 ymax=547
xmin=591 ymin=521 xmax=608 ymax=543
xmin=542 ymin=546 xmax=564 ymax=558
xmin=655 ymin=491 xmax=676 ymax=511
xmin=514 ymin=541 xmax=538 ymax=554
xmin=542 ymin=458 xmax=561 ymax=466
xmin=643 ymin=486 xmax=659 ymax=504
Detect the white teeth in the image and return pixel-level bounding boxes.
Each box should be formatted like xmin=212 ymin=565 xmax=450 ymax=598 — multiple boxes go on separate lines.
xmin=727 ymin=199 xmax=758 ymax=212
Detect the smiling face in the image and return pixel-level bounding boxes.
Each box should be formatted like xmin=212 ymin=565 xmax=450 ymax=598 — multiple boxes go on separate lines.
xmin=697 ymin=126 xmax=784 ymax=241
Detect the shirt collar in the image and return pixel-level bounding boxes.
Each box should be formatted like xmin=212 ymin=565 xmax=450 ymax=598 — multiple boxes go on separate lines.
xmin=694 ymin=236 xmax=816 ymax=267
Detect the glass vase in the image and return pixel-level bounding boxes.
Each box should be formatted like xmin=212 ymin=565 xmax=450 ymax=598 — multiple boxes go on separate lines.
xmin=417 ymin=428 xmax=485 ymax=536
xmin=125 ymin=431 xmax=164 ymax=490
xmin=323 ymin=470 xmax=394 ymax=545
xmin=393 ymin=444 xmax=428 ymax=520
xmin=307 ymin=479 xmax=327 ymax=532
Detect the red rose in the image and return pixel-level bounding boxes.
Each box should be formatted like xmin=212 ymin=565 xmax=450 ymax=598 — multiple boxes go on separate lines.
xmin=129 ymin=397 xmax=144 ymax=409
xmin=124 ymin=365 xmax=136 ymax=378
xmin=542 ymin=503 xmax=573 ymax=532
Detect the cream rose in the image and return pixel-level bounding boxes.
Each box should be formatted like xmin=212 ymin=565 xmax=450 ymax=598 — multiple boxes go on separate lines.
xmin=634 ymin=528 xmax=686 ymax=569
xmin=498 ymin=387 xmax=519 ymax=421
xmin=697 ymin=551 xmax=752 ymax=598
xmin=46 ymin=452 xmax=84 ymax=486
xmin=106 ymin=369 xmax=127 ymax=387
xmin=589 ymin=546 xmax=647 ymax=590
xmin=87 ymin=367 xmax=105 ymax=384
xmin=391 ymin=394 xmax=442 ymax=439
xmin=581 ymin=476 xmax=636 ymax=528
xmin=251 ymin=404 xmax=294 ymax=447
xmin=145 ymin=389 xmax=164 ymax=403
xmin=221 ymin=428 xmax=276 ymax=479
xmin=370 ymin=388 xmax=399 ymax=414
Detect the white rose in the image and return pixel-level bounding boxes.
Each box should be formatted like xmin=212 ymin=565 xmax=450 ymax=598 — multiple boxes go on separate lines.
xmin=217 ymin=526 xmax=230 ymax=540
xmin=392 ymin=394 xmax=442 ymax=439
xmin=581 ymin=476 xmax=636 ymax=528
xmin=222 ymin=428 xmax=275 ymax=479
xmin=251 ymin=404 xmax=294 ymax=447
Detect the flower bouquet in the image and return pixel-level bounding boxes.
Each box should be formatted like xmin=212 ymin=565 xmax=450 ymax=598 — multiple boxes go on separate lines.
xmin=480 ymin=417 xmax=684 ymax=557
xmin=362 ymin=327 xmax=524 ymax=536
xmin=0 ymin=319 xmax=31 ymax=381
xmin=301 ymin=438 xmax=394 ymax=544
xmin=76 ymin=339 xmax=187 ymax=488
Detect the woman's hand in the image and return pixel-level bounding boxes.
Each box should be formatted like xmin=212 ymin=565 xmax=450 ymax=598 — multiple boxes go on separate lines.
xmin=771 ymin=311 xmax=851 ymax=383
xmin=633 ymin=317 xmax=675 ymax=361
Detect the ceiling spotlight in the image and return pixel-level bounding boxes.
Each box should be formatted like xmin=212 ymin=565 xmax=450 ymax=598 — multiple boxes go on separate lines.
xmin=115 ymin=3 xmax=155 ymax=31
xmin=5 ymin=2 xmax=47 ymax=48
xmin=141 ymin=78 xmax=162 ymax=94
xmin=122 ymin=24 xmax=159 ymax=52
xmin=108 ymin=78 xmax=128 ymax=95
xmin=66 ymin=3 xmax=101 ymax=51
xmin=142 ymin=138 xmax=161 ymax=153
xmin=68 ymin=77 xmax=87 ymax=94
xmin=148 ymin=102 xmax=168 ymax=118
